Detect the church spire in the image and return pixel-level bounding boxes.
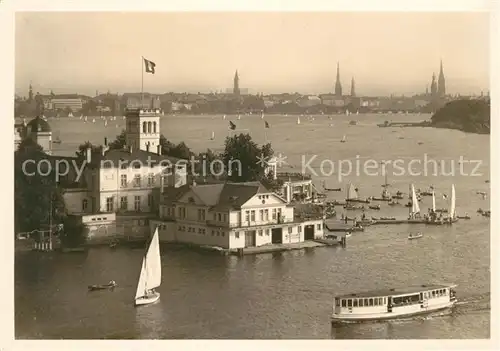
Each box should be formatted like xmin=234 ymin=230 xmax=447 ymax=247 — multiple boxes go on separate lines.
xmin=334 ymin=62 xmax=342 ymax=96
xmin=350 ymin=77 xmax=356 ymax=97
xmin=233 ymin=70 xmax=240 ymax=96
xmin=438 ymin=59 xmax=446 ymax=98
xmin=28 ymin=81 xmax=33 ymax=101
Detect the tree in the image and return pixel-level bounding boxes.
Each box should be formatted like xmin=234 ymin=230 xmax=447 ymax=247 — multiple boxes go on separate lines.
xmin=260 ymin=169 xmax=284 ymax=192
xmin=60 ymin=217 xmax=87 ymax=248
xmin=159 ymin=134 xmax=194 ymax=159
xmin=108 ymin=130 xmax=127 ymax=150
xmin=15 ymin=141 xmax=67 ymax=235
xmin=222 ymin=133 xmax=274 ymax=182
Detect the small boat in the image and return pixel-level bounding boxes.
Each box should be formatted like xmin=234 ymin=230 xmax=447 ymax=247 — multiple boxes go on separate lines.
xmin=331 ymin=284 xmax=457 ymax=323
xmin=457 ymin=214 xmax=470 ymax=220
xmin=418 ymin=142 xmax=424 ymax=145
xmin=134 ymin=228 xmax=161 ymax=306
xmin=388 ymin=201 xmax=400 ymax=206
xmin=297 ymin=116 xmax=301 ymax=125
xmin=344 ymin=205 xmax=365 ymax=211
xmin=380 ymin=217 xmax=396 ymax=220
xmin=476 ymin=191 xmax=487 ymax=196
xmin=420 ymin=191 xmax=433 ymax=196
xmin=345 ymin=183 xmax=370 ymax=203
xmin=210 ymin=131 xmax=215 ymax=140
xmin=485 ymin=180 xmax=490 ymax=183
xmin=477 ymin=208 xmax=484 ymax=214
xmin=88 ymin=280 xmax=117 ymax=291
xmin=482 ymin=211 xmax=490 ymax=218
xmin=408 ymin=232 xmax=423 ymax=240
xmin=52 ymin=137 xmax=61 ymax=144
xmin=435 ymin=208 xmax=448 ymax=213
xmin=349 ymin=120 xmax=357 ymax=125
xmin=340 ymin=135 xmax=346 ymax=143
xmin=368 ymin=205 xmax=381 ymax=210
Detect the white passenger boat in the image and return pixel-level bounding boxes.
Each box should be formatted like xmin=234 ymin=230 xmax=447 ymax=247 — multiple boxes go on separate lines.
xmin=331 ymin=284 xmax=457 ymax=323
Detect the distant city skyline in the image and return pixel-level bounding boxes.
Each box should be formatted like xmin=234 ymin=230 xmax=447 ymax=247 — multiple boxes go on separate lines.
xmin=15 ymin=12 xmax=489 ymax=97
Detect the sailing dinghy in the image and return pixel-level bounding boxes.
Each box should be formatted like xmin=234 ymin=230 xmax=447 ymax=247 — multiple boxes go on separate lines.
xmin=134 ymin=227 xmax=162 ymax=306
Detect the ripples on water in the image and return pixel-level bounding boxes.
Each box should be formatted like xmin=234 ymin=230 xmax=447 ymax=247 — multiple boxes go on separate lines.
xmin=15 ymin=114 xmax=490 ymax=339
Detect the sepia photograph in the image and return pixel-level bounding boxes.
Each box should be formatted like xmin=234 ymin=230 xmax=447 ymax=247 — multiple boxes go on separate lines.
xmin=7 ymin=2 xmax=495 ymax=344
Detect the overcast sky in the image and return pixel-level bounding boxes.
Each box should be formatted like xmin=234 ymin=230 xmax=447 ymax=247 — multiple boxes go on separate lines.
xmin=15 ymin=12 xmax=489 ymax=96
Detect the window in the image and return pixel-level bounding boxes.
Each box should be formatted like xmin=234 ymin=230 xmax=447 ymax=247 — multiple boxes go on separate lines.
xmin=121 ymin=162 xmax=128 ymax=169
xmin=106 ymin=197 xmax=114 ymax=212
xmin=369 ymin=298 xmax=373 ymax=306
xmin=250 ymin=210 xmax=255 ymax=221
xmin=133 ymin=175 xmax=141 ymax=187
xmin=288 ymin=227 xmax=292 ymax=234
xmin=134 ymin=196 xmax=141 ymax=211
xmin=353 ymin=299 xmax=358 ymax=307
xmin=235 ymin=231 xmax=240 ymax=238
xmin=223 ymin=214 xmax=227 ymax=222
xmin=120 ymin=174 xmax=127 ymax=188
xmin=218 ymin=213 xmax=222 ymax=221
xmin=143 ymin=121 xmax=147 ymax=133
xmin=341 ymin=300 xmax=346 ymax=307
xmin=120 ymin=196 xmax=127 ymax=210
xmin=133 ymin=162 xmax=141 ymax=169
xmin=148 ymin=173 xmax=154 ymax=187
xmin=264 ymin=209 xmax=269 ymax=220
xmin=153 ymin=122 xmax=157 ymax=133
xmin=272 ymin=208 xmax=277 ymax=220
xmin=82 ymin=199 xmax=88 ymax=211
xmin=317 ymin=223 xmax=322 ymax=230
xmin=374 ymin=299 xmax=378 ymax=306
xmin=259 ymin=209 xmax=264 ymax=221
xmin=347 ymin=300 xmax=352 ymax=307
xmin=265 ymin=229 xmax=270 ymax=236
xmin=335 ymin=299 xmax=340 ymax=307
xmin=148 ymin=121 xmax=152 ymax=133
xmin=379 ymin=298 xmax=383 ymax=305
xmin=258 ymin=230 xmax=263 ymax=236
xmin=245 ymin=211 xmax=250 ymax=222
xmin=148 ymin=194 xmax=153 ymax=207
xmin=298 ymin=226 xmax=302 ymax=233
xmin=359 ymin=299 xmax=364 ymax=307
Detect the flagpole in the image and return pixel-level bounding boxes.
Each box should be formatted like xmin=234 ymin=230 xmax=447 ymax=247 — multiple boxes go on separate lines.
xmin=141 ymin=56 xmax=144 ymax=108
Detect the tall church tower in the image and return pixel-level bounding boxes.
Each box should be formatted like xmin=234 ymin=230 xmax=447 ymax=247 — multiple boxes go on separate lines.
xmin=350 ymin=77 xmax=356 ymax=97
xmin=28 ymin=82 xmax=33 ymax=102
xmin=334 ymin=62 xmax=342 ymax=96
xmin=438 ymin=59 xmax=446 ymax=98
xmin=125 ymin=108 xmax=161 ymax=152
xmin=233 ymin=70 xmax=240 ymax=96
xmin=430 ymin=73 xmax=437 ymax=98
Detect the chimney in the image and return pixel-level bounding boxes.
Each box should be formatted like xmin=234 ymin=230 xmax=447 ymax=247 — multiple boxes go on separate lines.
xmin=146 ymin=142 xmax=150 ymax=152
xmin=157 ymin=144 xmax=161 ymax=155
xmin=86 ymin=147 xmax=92 ymax=163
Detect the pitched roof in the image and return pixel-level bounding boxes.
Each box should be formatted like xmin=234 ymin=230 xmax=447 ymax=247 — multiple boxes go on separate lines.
xmin=177 ymin=181 xmax=271 ymax=210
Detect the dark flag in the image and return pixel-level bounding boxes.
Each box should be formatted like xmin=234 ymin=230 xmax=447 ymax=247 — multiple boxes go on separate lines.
xmin=229 ymin=121 xmax=236 ymax=130
xmin=265 ymin=121 xmax=270 ymax=128
xmin=143 ymin=57 xmax=156 ymax=74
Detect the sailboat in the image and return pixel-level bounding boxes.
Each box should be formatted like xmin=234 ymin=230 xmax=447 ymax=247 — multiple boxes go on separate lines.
xmin=92 ymin=118 xmax=96 ymax=123
xmin=345 ymin=109 xmax=350 ymax=116
xmin=237 ymin=114 xmax=241 ymax=120
xmin=346 ymin=183 xmax=369 ymax=203
xmin=407 ymin=184 xmax=421 ymax=220
xmin=297 ymin=116 xmax=301 ymax=125
xmin=372 ymin=172 xmax=391 ymax=201
xmin=210 ymin=131 xmax=215 ymax=140
xmin=432 ymin=191 xmax=436 ymax=213
xmin=261 ymin=113 xmax=264 ymax=119
xmin=135 ymin=228 xmax=162 ymax=306
xmin=448 ymin=184 xmax=458 ymax=223
xmin=52 ymin=131 xmax=62 ymax=144
xmin=223 ymin=115 xmax=226 ymax=120
xmin=68 ymin=112 xmax=73 ymax=118
xmin=340 ymin=135 xmax=346 ymax=143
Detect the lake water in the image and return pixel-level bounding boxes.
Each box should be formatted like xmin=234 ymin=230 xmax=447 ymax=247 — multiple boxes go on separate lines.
xmin=15 ymin=113 xmax=490 ymax=339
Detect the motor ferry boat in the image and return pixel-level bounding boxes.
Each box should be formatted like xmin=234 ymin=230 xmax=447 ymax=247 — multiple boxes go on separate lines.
xmin=331 ymin=284 xmax=457 ymax=323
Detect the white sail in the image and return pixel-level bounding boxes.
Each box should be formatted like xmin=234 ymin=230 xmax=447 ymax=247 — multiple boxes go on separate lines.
xmin=261 ymin=113 xmax=264 ymax=119
xmin=341 ymin=135 xmax=346 ymax=142
xmin=450 ymin=184 xmax=456 ymax=218
xmin=297 ymin=117 xmax=301 ymax=125
xmin=347 ymin=183 xmax=358 ymax=200
xmin=211 ymin=131 xmax=215 ymax=140
xmin=223 ymin=115 xmax=226 ymax=120
xmin=411 ymin=184 xmax=420 ymax=214
xmin=432 ymin=191 xmax=436 ymax=212
xmin=135 ymin=228 xmax=162 ymax=300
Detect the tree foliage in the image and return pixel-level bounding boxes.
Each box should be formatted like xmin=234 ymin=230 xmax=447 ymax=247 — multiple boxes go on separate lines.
xmin=75 ymin=141 xmax=103 ymax=159
xmin=60 ymin=218 xmax=87 ymax=247
xmin=222 ymin=133 xmax=274 ymax=182
xmin=431 ymin=99 xmax=490 ymax=134
xmin=15 ymin=138 xmax=67 ymax=234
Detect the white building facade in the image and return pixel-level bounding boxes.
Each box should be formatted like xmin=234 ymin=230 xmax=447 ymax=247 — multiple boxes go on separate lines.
xmin=151 ymin=182 xmax=325 ymax=249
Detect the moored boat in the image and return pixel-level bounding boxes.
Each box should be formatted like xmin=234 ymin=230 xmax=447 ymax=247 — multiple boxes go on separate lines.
xmin=88 ymin=280 xmax=117 ymax=291
xmin=345 ymin=183 xmax=370 ymax=203
xmin=331 ymin=284 xmax=457 ymax=323
xmin=368 ymin=205 xmax=381 ymax=210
